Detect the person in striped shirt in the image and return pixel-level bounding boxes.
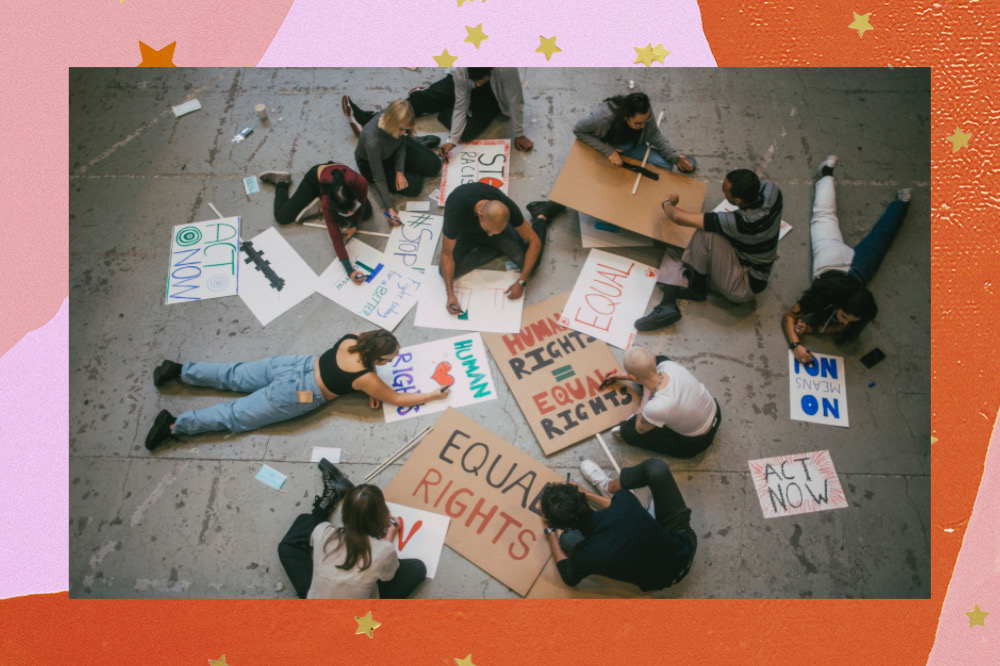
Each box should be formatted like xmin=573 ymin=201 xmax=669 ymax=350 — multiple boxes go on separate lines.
xmin=635 ymin=169 xmax=783 ymax=331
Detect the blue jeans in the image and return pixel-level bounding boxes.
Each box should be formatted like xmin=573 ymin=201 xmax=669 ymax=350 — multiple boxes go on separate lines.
xmin=617 ymin=143 xmax=696 ymax=172
xmin=173 ymin=355 xmax=327 ymax=435
xmin=847 ymin=200 xmax=910 ymax=287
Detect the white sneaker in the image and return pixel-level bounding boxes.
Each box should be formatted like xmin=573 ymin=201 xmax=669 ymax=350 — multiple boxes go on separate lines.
xmin=610 ymin=426 xmax=624 ymax=443
xmin=897 ymin=188 xmax=912 ymax=202
xmin=580 ymin=459 xmax=613 ymax=498
xmin=815 ymin=154 xmax=838 ymax=178
xmin=294 ymin=197 xmax=322 ymax=223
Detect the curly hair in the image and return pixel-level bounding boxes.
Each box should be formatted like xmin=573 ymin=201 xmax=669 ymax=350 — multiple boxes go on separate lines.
xmin=798 ymin=271 xmax=878 ymax=345
xmin=539 ymin=483 xmax=592 ymax=531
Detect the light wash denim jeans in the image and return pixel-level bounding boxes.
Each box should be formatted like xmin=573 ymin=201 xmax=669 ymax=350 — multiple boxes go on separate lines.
xmin=617 ymin=142 xmax=697 ymax=172
xmin=172 ymin=355 xmax=326 ymax=435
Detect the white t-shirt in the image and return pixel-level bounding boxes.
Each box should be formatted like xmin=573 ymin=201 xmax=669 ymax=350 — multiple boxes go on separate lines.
xmin=307 ymin=512 xmax=399 ymax=599
xmin=642 ymin=360 xmax=716 ymax=436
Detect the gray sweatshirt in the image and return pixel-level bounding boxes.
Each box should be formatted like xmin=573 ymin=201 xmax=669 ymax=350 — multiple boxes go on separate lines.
xmin=573 ymin=100 xmax=680 ymax=164
xmin=354 ymin=110 xmax=405 ymax=210
xmin=449 ymin=68 xmax=526 ymax=145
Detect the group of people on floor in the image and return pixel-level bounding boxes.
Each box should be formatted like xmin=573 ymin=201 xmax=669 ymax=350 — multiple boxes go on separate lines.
xmin=144 ymin=68 xmax=914 ymax=598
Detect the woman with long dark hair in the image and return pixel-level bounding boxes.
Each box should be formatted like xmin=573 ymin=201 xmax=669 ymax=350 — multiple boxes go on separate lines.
xmin=573 ymin=91 xmax=695 ymax=172
xmin=259 ymin=163 xmax=372 ymax=285
xmin=784 ymin=156 xmax=912 ymax=365
xmin=144 ymin=329 xmax=450 ymax=450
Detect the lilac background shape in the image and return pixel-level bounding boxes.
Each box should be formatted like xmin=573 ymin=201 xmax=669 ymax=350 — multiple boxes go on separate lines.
xmin=0 ymin=298 xmax=68 ymax=598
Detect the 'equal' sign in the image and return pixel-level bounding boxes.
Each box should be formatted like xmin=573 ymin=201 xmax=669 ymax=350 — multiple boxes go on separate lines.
xmin=551 ymin=365 xmax=575 ymax=382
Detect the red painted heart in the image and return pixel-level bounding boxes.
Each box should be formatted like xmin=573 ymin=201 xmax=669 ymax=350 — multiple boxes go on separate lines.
xmin=431 ymin=361 xmax=455 ymax=387
xmin=478 ymin=176 xmax=504 ymax=188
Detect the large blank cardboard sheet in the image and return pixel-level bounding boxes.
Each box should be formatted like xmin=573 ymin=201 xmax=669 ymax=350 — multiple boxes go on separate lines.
xmin=549 ymin=140 xmax=708 ymax=246
xmin=383 ymin=408 xmax=564 ymax=596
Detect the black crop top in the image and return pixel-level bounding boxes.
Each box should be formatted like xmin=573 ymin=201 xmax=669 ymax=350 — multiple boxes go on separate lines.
xmin=317 ymin=334 xmax=371 ymax=395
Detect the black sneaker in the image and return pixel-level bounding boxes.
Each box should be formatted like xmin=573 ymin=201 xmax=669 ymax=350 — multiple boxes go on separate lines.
xmin=145 ymin=409 xmax=176 ymax=451
xmin=153 ymin=360 xmax=182 ymax=387
xmin=634 ymin=304 xmax=682 ymax=331
xmin=413 ymin=135 xmax=441 ymax=149
xmin=526 ymin=200 xmax=566 ymax=222
xmin=675 ymin=286 xmax=707 ymax=302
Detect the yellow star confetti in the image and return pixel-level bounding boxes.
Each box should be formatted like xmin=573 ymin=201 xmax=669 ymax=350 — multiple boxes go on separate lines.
xmin=966 ymin=604 xmax=989 ymax=627
xmin=947 ymin=128 xmax=971 ymax=152
xmin=208 ymin=657 xmax=229 ymax=666
xmin=930 ymin=436 xmax=938 ymax=444
xmin=433 ymin=49 xmax=459 ymax=67
xmin=465 ymin=24 xmax=489 ymax=49
xmin=536 ymin=36 xmax=561 ymax=61
xmin=651 ymin=43 xmax=670 ymax=63
xmin=355 ymin=611 xmax=382 ymax=638
xmin=849 ymin=12 xmax=874 ymax=37
xmin=458 ymin=0 xmax=474 ymax=4
xmin=634 ymin=44 xmax=655 ymax=67
xmin=455 ymin=655 xmax=476 ymax=666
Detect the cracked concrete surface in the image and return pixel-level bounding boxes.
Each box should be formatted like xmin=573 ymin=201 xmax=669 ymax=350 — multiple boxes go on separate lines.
xmin=69 ymin=67 xmax=929 ymax=599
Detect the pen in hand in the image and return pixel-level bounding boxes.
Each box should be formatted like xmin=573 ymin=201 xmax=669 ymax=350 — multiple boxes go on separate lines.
xmin=382 ymin=211 xmax=401 ymax=224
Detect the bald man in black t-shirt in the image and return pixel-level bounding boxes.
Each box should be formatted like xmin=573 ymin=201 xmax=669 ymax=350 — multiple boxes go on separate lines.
xmin=439 ymin=182 xmax=565 ymax=315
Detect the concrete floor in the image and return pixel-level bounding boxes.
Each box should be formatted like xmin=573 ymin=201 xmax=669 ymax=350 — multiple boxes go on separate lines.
xmin=68 ymin=67 xmax=930 ymax=599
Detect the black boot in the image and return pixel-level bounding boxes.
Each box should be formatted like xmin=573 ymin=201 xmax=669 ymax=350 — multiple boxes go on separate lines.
xmin=153 ymin=360 xmax=182 ymax=387
xmin=526 ymin=200 xmax=566 ymax=223
xmin=313 ymin=458 xmax=355 ymax=515
xmin=145 ymin=409 xmax=176 ymax=451
xmin=413 ymin=135 xmax=441 ymax=149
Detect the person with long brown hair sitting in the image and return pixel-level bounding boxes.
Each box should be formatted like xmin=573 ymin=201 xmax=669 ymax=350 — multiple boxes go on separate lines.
xmin=144 ymin=330 xmax=450 ymax=450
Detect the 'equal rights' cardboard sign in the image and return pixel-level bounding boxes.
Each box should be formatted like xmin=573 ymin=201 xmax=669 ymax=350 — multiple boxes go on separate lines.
xmin=748 ymin=450 xmax=848 ymax=519
xmin=483 ymin=292 xmax=639 ymax=455
xmin=384 ymin=408 xmax=564 ymax=596
xmin=560 ymin=249 xmax=658 ymax=350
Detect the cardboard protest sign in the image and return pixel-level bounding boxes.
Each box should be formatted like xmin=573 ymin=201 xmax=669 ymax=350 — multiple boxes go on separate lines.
xmin=314 ymin=239 xmax=422 ymax=331
xmin=748 ymin=450 xmax=849 ymax=519
xmin=375 ymin=333 xmax=497 ymax=423
xmin=237 ymin=227 xmax=317 ymax=326
xmin=439 ymin=139 xmax=511 ymax=204
xmin=712 ymin=199 xmax=792 ymax=240
xmin=526 ymin=557 xmax=652 ymax=599
xmin=549 ymin=140 xmax=706 ymax=246
xmin=579 ymin=212 xmax=654 ymax=249
xmin=483 ymin=292 xmax=639 ymax=455
xmin=415 ymin=268 xmax=524 ymax=334
xmin=559 ymin=249 xmax=658 ymax=350
xmin=384 ymin=501 xmax=451 ymax=578
xmin=788 ymin=351 xmax=850 ymax=427
xmin=383 ymin=408 xmax=564 ymax=596
xmin=166 ymin=217 xmax=241 ymax=304
xmin=384 ymin=212 xmax=444 ymax=273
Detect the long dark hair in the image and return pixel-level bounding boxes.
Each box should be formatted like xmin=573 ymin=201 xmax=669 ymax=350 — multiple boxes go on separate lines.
xmin=798 ymin=272 xmax=878 ymax=345
xmin=348 ymin=330 xmax=399 ymax=369
xmin=319 ymin=169 xmax=359 ymax=217
xmin=602 ymin=92 xmax=651 ymax=146
xmin=324 ymin=485 xmax=392 ymax=572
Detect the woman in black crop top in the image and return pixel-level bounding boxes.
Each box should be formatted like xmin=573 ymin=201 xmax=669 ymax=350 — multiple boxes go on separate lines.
xmin=143 ymin=330 xmax=450 ymax=450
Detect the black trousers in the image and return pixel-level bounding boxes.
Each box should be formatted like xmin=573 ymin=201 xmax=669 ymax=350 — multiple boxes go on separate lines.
xmin=451 ymin=217 xmax=547 ymax=279
xmin=408 ymin=74 xmax=502 ymax=142
xmin=356 ymin=138 xmax=442 ymax=199
xmin=272 ymin=163 xmax=372 ymax=225
xmin=277 ymin=512 xmax=427 ymax=599
xmin=619 ymin=355 xmax=721 ymax=458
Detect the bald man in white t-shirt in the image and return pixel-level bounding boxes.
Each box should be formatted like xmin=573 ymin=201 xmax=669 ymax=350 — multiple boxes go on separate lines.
xmin=601 ymin=346 xmax=721 ymax=458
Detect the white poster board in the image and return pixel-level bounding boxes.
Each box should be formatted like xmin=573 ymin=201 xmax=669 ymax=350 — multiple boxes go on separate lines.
xmin=712 ymin=200 xmax=792 ymax=240
xmin=579 ymin=212 xmax=654 ymax=249
xmin=558 ymin=249 xmax=658 ymax=350
xmin=314 ymin=239 xmax=422 ymax=331
xmin=748 ymin=450 xmax=849 ymax=518
xmin=384 ymin=212 xmax=444 ymax=273
xmin=384 ymin=501 xmax=451 ymax=578
xmin=375 ymin=333 xmax=497 ymax=423
xmin=237 ymin=227 xmax=317 ymax=326
xmin=415 ymin=269 xmax=524 ymax=334
xmin=166 ymin=217 xmax=241 ymax=304
xmin=438 ymin=139 xmax=511 ymax=204
xmin=788 ymin=351 xmax=850 ymax=427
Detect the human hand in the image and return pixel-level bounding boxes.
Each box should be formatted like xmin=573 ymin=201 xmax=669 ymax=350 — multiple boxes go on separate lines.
xmin=663 ymin=194 xmax=680 ymax=207
xmin=369 ymin=395 xmax=382 ymax=409
xmin=515 ymin=136 xmax=534 ymax=152
xmin=676 ymin=155 xmax=695 ymax=172
xmin=395 ymin=173 xmax=408 ymax=191
xmin=440 ymin=143 xmax=455 ymax=162
xmin=794 ymin=319 xmax=808 ymax=335
xmin=504 ymin=281 xmax=524 ymax=300
xmin=598 ymin=371 xmax=624 ymax=390
xmin=446 ymin=294 xmax=463 ymax=315
xmin=608 ymin=149 xmax=624 ymax=167
xmin=429 ymin=386 xmax=451 ymax=401
xmin=385 ymin=520 xmax=399 ymax=542
xmin=386 ymin=208 xmax=402 ymax=227
xmin=350 ymin=270 xmax=367 ymax=285
xmin=343 ymin=226 xmax=357 ymax=241
xmin=793 ymin=345 xmax=815 ymax=366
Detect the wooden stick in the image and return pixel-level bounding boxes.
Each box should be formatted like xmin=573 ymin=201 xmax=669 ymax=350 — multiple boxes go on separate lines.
xmin=302 ymin=221 xmax=325 ymax=229
xmin=301 ymin=223 xmax=390 ymax=239
xmin=594 ymin=432 xmax=621 ymax=475
xmin=630 ymin=111 xmax=665 ymax=196
xmin=364 ymin=425 xmax=434 ymax=482
xmin=208 ymin=203 xmax=224 ymax=219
